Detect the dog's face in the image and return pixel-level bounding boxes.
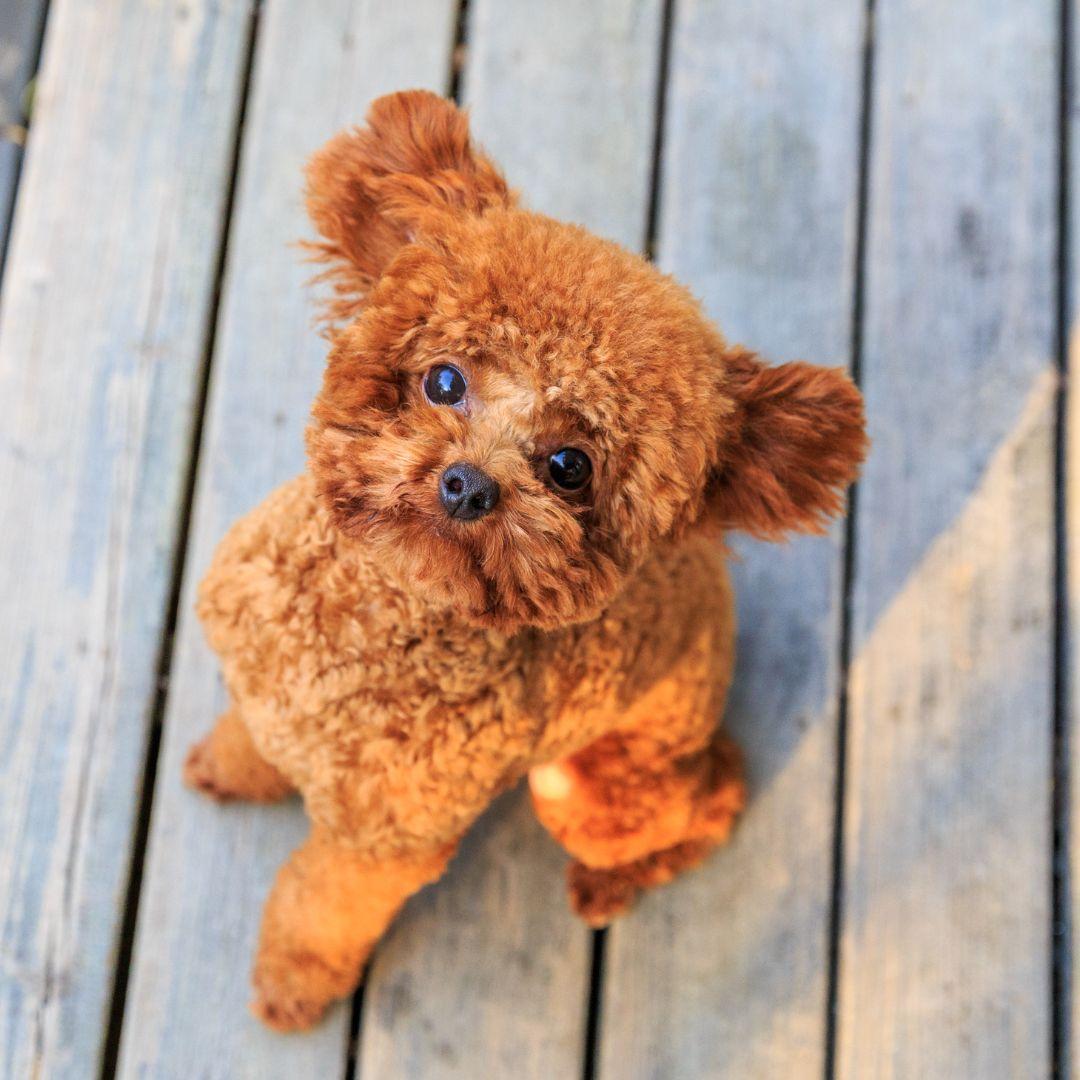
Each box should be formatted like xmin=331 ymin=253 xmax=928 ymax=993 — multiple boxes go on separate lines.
xmin=305 ymin=92 xmax=867 ymax=632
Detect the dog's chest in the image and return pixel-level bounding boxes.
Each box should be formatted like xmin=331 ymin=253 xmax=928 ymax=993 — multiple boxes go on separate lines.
xmin=287 ymin=582 xmax=524 ymax=714
xmin=199 ymin=480 xmax=526 ymax=719
xmin=238 ymin=563 xmax=535 ymax=797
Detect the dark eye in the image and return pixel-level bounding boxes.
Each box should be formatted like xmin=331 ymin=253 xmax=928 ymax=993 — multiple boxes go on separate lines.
xmin=423 ymin=364 xmax=467 ymax=406
xmin=548 ymin=447 xmax=592 ymax=491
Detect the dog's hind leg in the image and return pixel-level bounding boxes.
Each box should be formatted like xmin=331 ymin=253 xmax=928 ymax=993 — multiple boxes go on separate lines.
xmin=184 ymin=705 xmax=294 ymax=803
xmin=529 ymin=722 xmax=745 ymax=927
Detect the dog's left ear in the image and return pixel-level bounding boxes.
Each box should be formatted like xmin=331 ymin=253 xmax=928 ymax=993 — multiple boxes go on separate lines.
xmin=704 ymin=347 xmax=868 ymax=540
xmin=305 ymin=90 xmax=513 ymax=324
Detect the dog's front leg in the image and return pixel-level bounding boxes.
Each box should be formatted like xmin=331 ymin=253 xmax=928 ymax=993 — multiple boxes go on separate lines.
xmin=251 ymin=827 xmax=455 ymax=1031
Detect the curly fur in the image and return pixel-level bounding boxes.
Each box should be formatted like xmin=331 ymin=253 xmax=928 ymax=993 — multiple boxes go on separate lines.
xmin=187 ymin=90 xmax=868 ymax=1031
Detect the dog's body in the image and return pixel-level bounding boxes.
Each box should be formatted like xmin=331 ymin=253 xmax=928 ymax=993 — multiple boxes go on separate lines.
xmin=185 ymin=90 xmax=866 ymax=1031
xmin=196 ymin=472 xmax=737 ymax=860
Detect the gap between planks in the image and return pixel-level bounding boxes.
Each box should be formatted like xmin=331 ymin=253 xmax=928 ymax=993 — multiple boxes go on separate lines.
xmin=823 ymin=0 xmax=877 ymax=1076
xmin=1053 ymin=0 xmax=1073 ymax=1076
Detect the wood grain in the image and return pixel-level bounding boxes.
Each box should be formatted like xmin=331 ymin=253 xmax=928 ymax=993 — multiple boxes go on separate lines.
xmin=0 ymin=0 xmax=45 ymax=250
xmin=356 ymin=2 xmax=663 ymax=1075
xmin=597 ymin=2 xmax=864 ymax=1076
xmin=463 ymin=0 xmax=663 ymax=252
xmin=838 ymin=1 xmax=1056 ymax=1075
xmin=0 ymin=1 xmax=254 ymax=1076
xmin=114 ymin=2 xmax=458 ymax=1077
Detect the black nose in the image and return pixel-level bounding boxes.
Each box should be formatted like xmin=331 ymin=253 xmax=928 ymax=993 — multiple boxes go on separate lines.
xmin=439 ymin=462 xmax=501 ymax=521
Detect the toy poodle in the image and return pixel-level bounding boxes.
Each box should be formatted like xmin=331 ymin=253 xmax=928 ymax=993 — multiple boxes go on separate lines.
xmin=183 ymin=89 xmax=867 ymax=1031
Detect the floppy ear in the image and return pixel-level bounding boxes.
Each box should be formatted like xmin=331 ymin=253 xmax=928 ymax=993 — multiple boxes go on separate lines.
xmin=706 ymin=347 xmax=868 ymax=539
xmin=305 ymin=89 xmax=513 ymax=324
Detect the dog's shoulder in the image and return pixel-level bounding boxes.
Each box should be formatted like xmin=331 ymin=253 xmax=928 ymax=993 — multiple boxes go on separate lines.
xmin=196 ymin=473 xmax=328 ymax=635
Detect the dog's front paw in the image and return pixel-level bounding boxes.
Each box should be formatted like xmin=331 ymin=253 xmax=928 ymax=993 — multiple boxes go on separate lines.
xmin=251 ymin=982 xmax=328 ymax=1032
xmin=251 ymin=948 xmax=364 ymax=1033
xmin=251 ymin=988 xmax=326 ymax=1032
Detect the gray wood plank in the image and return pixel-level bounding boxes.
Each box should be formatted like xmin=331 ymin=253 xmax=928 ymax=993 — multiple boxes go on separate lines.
xmin=115 ymin=2 xmax=458 ymax=1077
xmin=0 ymin=0 xmax=46 ymax=253
xmin=838 ymin=1 xmax=1056 ymax=1076
xmin=463 ymin=0 xmax=663 ymax=252
xmin=358 ymin=2 xmax=664 ymax=1075
xmin=597 ymin=2 xmax=864 ymax=1076
xmin=0 ymin=1 xmax=255 ymax=1076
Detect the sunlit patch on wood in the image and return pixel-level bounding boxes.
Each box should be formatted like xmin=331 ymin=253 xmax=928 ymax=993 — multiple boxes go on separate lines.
xmin=839 ymin=367 xmax=1056 ymax=1078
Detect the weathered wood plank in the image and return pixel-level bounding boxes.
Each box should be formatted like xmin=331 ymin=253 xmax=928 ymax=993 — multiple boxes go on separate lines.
xmin=597 ymin=2 xmax=864 ymax=1076
xmin=0 ymin=1 xmax=255 ymax=1076
xmin=0 ymin=0 xmax=46 ymax=254
xmin=463 ymin=0 xmax=663 ymax=252
xmin=838 ymin=1 xmax=1056 ymax=1076
xmin=358 ymin=2 xmax=663 ymax=1075
xmin=115 ymin=2 xmax=458 ymax=1077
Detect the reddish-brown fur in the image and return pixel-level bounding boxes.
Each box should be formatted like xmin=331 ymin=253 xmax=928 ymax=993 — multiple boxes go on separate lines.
xmin=187 ymin=90 xmax=867 ymax=1031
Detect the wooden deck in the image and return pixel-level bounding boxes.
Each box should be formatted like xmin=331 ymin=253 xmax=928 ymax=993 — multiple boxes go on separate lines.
xmin=0 ymin=1 xmax=1070 ymax=1077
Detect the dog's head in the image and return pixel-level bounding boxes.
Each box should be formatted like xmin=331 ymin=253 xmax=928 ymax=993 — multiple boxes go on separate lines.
xmin=305 ymin=91 xmax=867 ymax=632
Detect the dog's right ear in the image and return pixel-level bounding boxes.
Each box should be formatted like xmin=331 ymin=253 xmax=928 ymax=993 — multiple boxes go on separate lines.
xmin=305 ymin=90 xmax=513 ymax=325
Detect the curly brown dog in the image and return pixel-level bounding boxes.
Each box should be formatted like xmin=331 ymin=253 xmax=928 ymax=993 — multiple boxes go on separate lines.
xmin=184 ymin=90 xmax=867 ymax=1031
